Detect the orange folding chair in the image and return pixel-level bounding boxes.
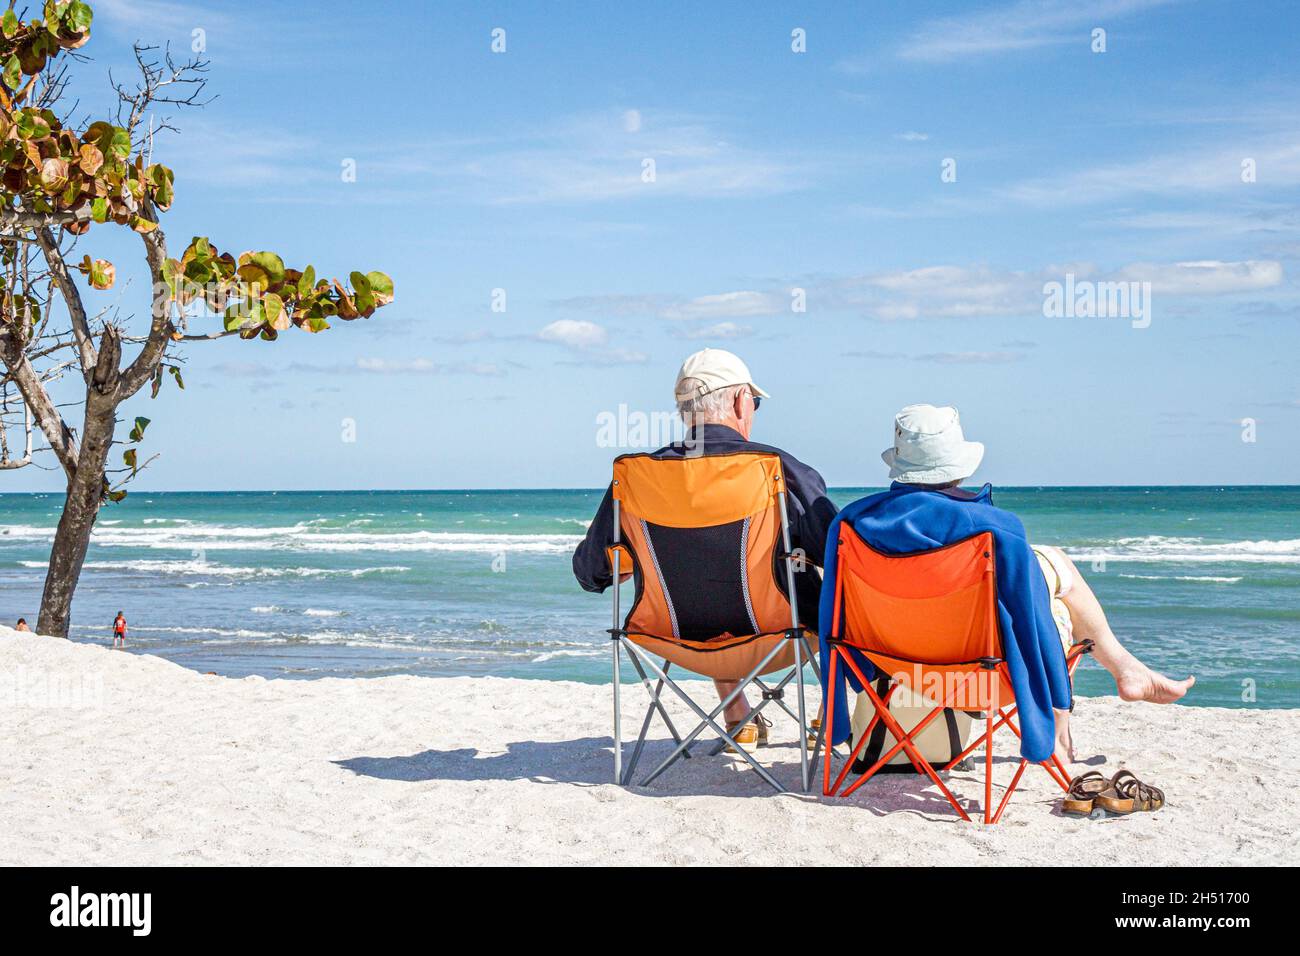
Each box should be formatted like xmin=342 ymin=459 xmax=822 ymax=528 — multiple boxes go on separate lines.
xmin=607 ymin=451 xmax=823 ymax=792
xmin=822 ymin=524 xmax=1093 ymax=823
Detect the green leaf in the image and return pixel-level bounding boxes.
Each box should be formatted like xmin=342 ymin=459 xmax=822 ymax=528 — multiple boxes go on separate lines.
xmin=297 ymin=265 xmax=316 ymax=297
xmin=66 ymin=0 xmax=93 ymax=33
xmin=365 ymin=271 xmax=394 ymax=304
xmin=1 ymin=11 xmax=18 ymax=40
xmin=248 ymin=251 xmax=285 ymax=285
xmin=90 ymin=196 xmax=108 ymax=223
xmin=107 ymin=489 xmax=128 ymax=503
xmin=3 ymin=55 xmax=19 ymax=90
xmin=224 ymin=300 xmax=264 ymax=332
xmin=123 ymin=448 xmax=137 ymax=474
xmin=105 ymin=126 xmax=132 ymax=160
xmin=128 ymin=417 xmax=150 ymax=442
xmin=16 ymin=111 xmax=52 ymax=140
xmin=264 ymin=292 xmax=290 ymax=331
xmin=160 ymin=258 xmax=182 ymax=296
xmin=168 ymin=366 xmax=185 ymax=390
xmin=151 ymin=368 xmax=163 ymax=399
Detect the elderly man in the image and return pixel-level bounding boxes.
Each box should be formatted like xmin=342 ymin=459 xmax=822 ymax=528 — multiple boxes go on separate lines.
xmin=574 ymin=348 xmax=837 ymax=748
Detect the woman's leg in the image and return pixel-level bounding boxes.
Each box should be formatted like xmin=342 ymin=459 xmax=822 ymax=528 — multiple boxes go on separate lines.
xmin=1047 ymin=548 xmax=1196 ymax=704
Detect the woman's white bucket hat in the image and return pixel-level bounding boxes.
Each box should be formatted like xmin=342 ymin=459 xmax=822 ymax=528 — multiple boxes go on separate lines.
xmin=881 ymin=404 xmax=985 ymax=484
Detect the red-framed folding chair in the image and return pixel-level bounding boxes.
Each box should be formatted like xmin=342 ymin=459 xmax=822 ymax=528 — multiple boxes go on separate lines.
xmin=822 ymin=525 xmax=1093 ymax=823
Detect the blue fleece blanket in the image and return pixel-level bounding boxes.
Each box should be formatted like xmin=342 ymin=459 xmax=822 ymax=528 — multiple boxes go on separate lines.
xmin=817 ymin=483 xmax=1072 ymax=762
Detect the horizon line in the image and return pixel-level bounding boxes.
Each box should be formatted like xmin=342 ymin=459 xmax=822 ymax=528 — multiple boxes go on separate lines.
xmin=3 ymin=483 xmax=1299 ymax=496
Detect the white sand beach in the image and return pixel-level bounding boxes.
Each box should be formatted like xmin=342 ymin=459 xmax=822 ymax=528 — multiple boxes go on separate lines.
xmin=2 ymin=626 xmax=1296 ymax=866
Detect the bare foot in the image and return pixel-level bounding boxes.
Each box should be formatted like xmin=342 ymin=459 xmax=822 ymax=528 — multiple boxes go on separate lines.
xmin=1116 ymin=662 xmax=1195 ymax=704
xmin=1053 ymin=708 xmax=1076 ymax=769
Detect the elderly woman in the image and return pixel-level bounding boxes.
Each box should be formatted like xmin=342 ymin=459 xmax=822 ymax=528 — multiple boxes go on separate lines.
xmin=821 ymin=404 xmax=1194 ymax=767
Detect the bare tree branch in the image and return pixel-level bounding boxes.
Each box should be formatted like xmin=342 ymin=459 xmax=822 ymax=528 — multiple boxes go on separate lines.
xmin=35 ymin=227 xmax=97 ymax=379
xmin=0 ymin=325 xmax=79 ymax=481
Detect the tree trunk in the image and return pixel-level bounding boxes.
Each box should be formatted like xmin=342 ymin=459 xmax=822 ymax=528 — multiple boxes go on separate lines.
xmin=36 ymin=396 xmax=116 ymax=637
xmin=36 ymin=330 xmax=123 ymax=638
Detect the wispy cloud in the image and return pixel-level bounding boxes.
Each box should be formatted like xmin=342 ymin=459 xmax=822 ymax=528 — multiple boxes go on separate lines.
xmin=536 ymin=320 xmax=647 ymax=365
xmin=563 ymin=257 xmax=1285 ymax=327
xmin=1116 ymin=260 xmax=1284 ymax=295
xmin=675 ymin=321 xmax=754 ymax=341
xmin=844 ymin=348 xmax=1028 ymax=365
xmin=159 ymin=109 xmax=812 ymax=207
xmin=213 ymin=358 xmax=503 ymax=378
xmin=893 ymin=0 xmax=1179 ymax=64
xmin=1003 ymin=140 xmax=1300 ymax=207
xmin=555 ymin=288 xmax=791 ymax=322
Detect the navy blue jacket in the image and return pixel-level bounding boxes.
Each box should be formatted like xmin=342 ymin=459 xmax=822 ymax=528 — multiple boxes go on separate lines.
xmin=572 ymin=423 xmax=837 ymax=630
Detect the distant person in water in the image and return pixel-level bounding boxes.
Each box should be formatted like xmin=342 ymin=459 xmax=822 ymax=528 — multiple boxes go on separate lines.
xmin=112 ymin=611 xmax=127 ymax=647
xmin=821 ymin=404 xmax=1195 ymax=769
xmin=15 ymin=618 xmax=30 ymax=632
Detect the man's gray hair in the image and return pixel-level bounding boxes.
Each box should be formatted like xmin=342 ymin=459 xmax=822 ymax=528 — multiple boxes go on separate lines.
xmin=676 ymin=378 xmax=745 ymax=425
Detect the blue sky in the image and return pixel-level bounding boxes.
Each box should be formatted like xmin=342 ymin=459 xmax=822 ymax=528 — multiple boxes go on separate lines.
xmin=7 ymin=0 xmax=1300 ymax=490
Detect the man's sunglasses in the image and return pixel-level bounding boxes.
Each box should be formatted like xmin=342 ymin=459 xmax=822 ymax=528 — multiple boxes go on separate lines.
xmin=751 ymin=393 xmax=762 ymax=411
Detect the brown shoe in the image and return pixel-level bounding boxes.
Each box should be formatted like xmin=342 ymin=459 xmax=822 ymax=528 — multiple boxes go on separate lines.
xmin=1098 ymin=770 xmax=1164 ymax=814
xmin=1061 ymin=771 xmax=1112 ymax=816
xmin=725 ymin=720 xmax=760 ymax=753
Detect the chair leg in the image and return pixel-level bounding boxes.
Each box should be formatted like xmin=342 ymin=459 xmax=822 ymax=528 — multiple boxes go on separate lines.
xmin=984 ymin=711 xmax=995 ymax=824
xmin=792 ymin=633 xmax=810 ymax=792
xmin=829 ymin=683 xmax=897 ymax=796
xmin=621 ymin=680 xmax=661 ymax=786
xmin=991 ymin=759 xmax=1029 ymax=824
xmin=629 ymin=641 xmax=787 ymax=792
xmin=612 ymin=638 xmax=622 ymax=784
xmin=822 ymin=649 xmax=838 ymax=796
xmin=624 ymin=653 xmax=691 ymax=758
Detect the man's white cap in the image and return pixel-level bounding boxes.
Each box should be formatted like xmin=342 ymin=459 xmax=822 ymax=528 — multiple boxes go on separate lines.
xmin=881 ymin=404 xmax=985 ymax=484
xmin=673 ymin=348 xmax=770 ymax=403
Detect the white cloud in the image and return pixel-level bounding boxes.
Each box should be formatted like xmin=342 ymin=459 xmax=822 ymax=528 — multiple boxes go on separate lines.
xmin=661 ymin=290 xmax=787 ymax=321
xmin=1003 ymin=140 xmax=1300 ymax=207
xmin=806 ymin=259 xmax=1284 ymax=320
xmin=678 ymin=321 xmax=754 ymax=340
xmin=429 ymin=110 xmax=809 ymax=205
xmin=536 ymin=320 xmax=647 ymax=365
xmin=537 ymin=319 xmax=608 ymax=349
xmin=1115 ymin=260 xmax=1284 ymax=295
xmin=895 ymin=131 xmax=930 ymax=142
xmin=895 ymin=0 xmax=1178 ymax=63
xmin=916 ymin=350 xmax=1026 ymax=364
xmin=353 ymin=358 xmax=502 ymax=376
xmin=622 ymin=109 xmax=642 ymax=133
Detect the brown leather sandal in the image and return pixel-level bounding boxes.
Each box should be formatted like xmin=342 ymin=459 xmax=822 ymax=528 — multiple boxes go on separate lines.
xmin=1106 ymin=769 xmax=1165 ymax=812
xmin=1062 ymin=771 xmax=1112 ymax=816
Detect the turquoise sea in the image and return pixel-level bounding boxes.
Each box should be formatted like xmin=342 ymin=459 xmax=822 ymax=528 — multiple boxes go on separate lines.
xmin=1 ymin=487 xmax=1297 ymax=708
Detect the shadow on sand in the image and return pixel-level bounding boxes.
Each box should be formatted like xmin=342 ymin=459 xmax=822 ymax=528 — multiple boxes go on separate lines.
xmin=331 ymin=735 xmax=1064 ymax=818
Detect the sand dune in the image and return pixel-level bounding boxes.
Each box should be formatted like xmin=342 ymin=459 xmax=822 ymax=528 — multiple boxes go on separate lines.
xmin=2 ymin=627 xmax=1295 ymax=866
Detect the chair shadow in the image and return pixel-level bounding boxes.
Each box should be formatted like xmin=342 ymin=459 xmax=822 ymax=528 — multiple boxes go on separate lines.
xmin=334 ymin=735 xmax=1013 ymax=817
xmin=336 ymin=736 xmax=805 ymax=798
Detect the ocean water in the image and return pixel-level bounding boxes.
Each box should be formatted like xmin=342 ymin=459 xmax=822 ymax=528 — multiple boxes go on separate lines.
xmin=1 ymin=487 xmax=1297 ymax=709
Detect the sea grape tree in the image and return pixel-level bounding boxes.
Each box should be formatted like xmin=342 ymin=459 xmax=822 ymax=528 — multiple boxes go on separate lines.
xmin=0 ymin=1 xmax=393 ymax=636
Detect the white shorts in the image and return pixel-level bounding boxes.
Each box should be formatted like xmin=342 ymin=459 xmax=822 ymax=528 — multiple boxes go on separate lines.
xmin=1031 ymin=545 xmax=1074 ymax=652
